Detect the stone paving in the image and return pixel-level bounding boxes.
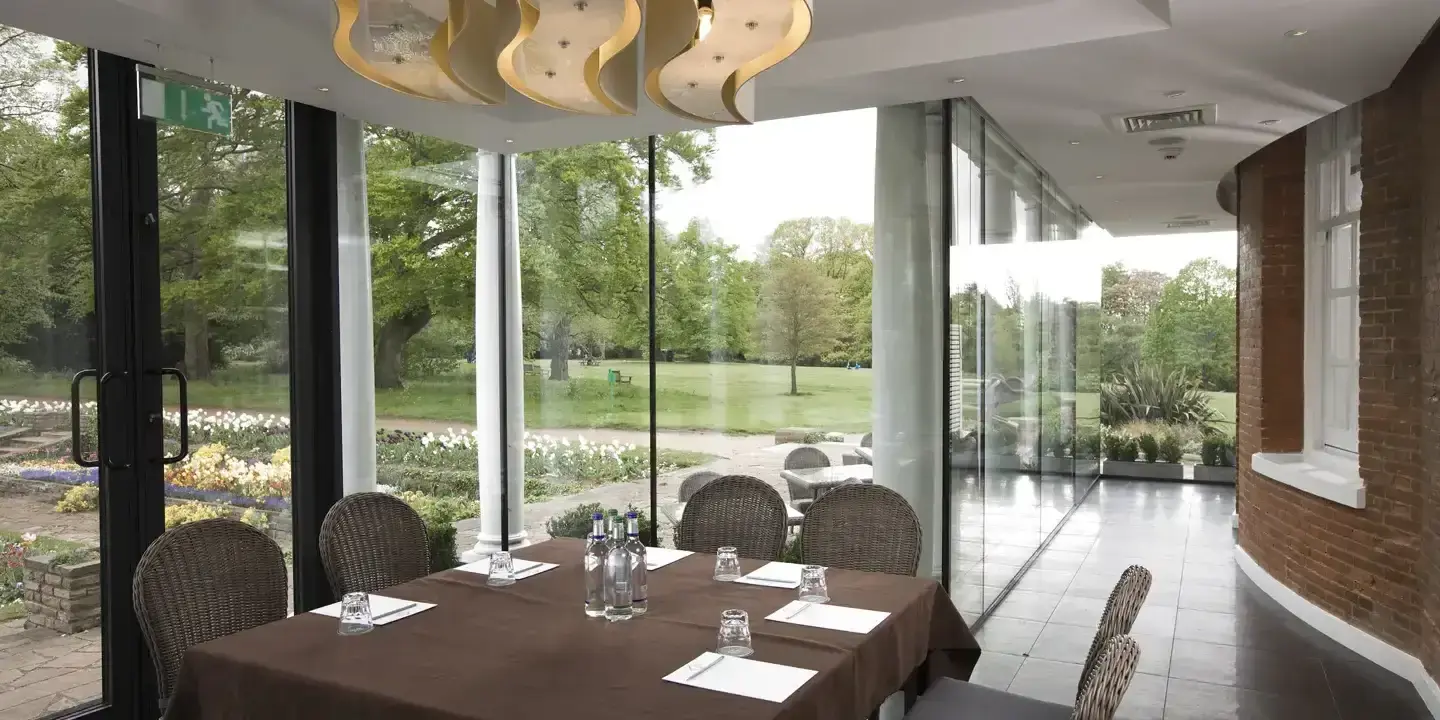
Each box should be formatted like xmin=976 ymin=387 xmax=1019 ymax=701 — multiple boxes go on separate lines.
xmin=0 ymin=620 xmax=100 ymax=719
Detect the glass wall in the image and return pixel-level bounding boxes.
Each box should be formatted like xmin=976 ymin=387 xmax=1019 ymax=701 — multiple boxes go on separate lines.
xmin=948 ymin=100 xmax=1100 ymax=621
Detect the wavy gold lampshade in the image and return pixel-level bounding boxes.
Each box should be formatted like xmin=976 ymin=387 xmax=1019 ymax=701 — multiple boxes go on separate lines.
xmin=496 ymin=0 xmax=643 ymax=115
xmin=334 ymin=0 xmax=506 ymax=104
xmin=645 ymin=0 xmax=812 ymax=124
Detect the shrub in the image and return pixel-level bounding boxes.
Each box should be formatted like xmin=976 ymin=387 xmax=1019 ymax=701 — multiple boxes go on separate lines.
xmin=1100 ymin=363 xmax=1217 ymax=427
xmin=1157 ymin=431 xmax=1185 ymax=463
xmin=1076 ymin=427 xmax=1103 ymax=459
xmin=240 ymin=508 xmax=270 ymax=530
xmin=164 ymin=501 xmax=228 ymax=529
xmin=396 ymin=491 xmax=480 ymax=573
xmin=781 ymin=535 xmax=804 ymax=563
xmin=55 ymin=485 xmax=98 ymax=513
xmin=377 ymin=465 xmax=476 ymax=498
xmin=1102 ymin=431 xmax=1127 ymax=461
xmin=1201 ymin=433 xmax=1237 ymax=467
xmin=1118 ymin=436 xmax=1140 ymax=462
xmin=545 ymin=503 xmax=653 ymax=540
xmin=1137 ymin=433 xmax=1159 ymax=463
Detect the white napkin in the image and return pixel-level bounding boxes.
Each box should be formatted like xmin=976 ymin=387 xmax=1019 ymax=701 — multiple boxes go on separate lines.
xmin=454 ymin=557 xmax=557 ymax=579
xmin=662 ymin=652 xmax=818 ymax=703
xmin=645 ymin=547 xmax=694 ymax=571
xmin=765 ymin=600 xmax=890 ymax=634
xmin=312 ymin=594 xmax=435 ymax=625
xmin=734 ymin=561 xmax=811 ymax=589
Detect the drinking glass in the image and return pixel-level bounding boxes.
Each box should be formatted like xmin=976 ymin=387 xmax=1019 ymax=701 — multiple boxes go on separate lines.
xmin=487 ymin=551 xmax=516 ymax=587
xmin=713 ymin=547 xmax=741 ymax=582
xmin=798 ymin=565 xmax=829 ymax=603
xmin=716 ymin=609 xmax=753 ymax=657
xmin=337 ymin=592 xmax=373 ymax=636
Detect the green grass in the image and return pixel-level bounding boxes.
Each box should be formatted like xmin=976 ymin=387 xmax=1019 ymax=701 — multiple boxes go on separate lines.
xmin=0 ymin=363 xmax=1237 ymax=435
xmin=0 ymin=529 xmax=89 ymax=557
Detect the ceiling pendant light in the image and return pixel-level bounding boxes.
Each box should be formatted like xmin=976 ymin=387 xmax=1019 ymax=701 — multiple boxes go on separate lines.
xmin=333 ymin=0 xmax=506 ymax=104
xmin=496 ymin=0 xmax=643 ymax=115
xmin=645 ymin=0 xmax=814 ymax=124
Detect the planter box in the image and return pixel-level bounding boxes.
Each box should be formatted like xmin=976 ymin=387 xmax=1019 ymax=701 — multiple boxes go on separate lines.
xmin=1193 ymin=465 xmax=1237 ymax=484
xmin=1102 ymin=460 xmax=1184 ymax=480
xmin=1075 ymin=459 xmax=1101 ymax=478
xmin=1040 ymin=456 xmax=1075 ymax=475
xmin=24 ymin=553 xmax=101 ymax=634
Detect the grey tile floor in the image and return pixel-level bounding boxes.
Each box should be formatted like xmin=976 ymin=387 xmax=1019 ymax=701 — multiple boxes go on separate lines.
xmin=971 ymin=480 xmax=1431 ymax=720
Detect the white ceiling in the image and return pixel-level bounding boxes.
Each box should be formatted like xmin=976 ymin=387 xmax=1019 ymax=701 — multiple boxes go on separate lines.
xmin=0 ymin=0 xmax=1434 ymax=236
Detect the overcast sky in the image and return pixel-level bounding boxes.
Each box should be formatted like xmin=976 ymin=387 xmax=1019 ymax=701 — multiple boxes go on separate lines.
xmin=654 ymin=106 xmax=1236 ymax=302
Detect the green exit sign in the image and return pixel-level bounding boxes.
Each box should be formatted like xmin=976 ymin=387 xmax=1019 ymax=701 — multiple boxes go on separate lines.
xmin=139 ymin=76 xmax=231 ymax=137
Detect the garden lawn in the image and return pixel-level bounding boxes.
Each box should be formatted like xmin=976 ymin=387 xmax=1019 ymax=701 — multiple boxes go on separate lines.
xmin=0 ymin=365 xmax=1237 ymax=435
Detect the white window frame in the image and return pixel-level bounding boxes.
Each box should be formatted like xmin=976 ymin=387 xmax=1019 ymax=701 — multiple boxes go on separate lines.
xmin=1303 ymin=104 xmax=1361 ymax=473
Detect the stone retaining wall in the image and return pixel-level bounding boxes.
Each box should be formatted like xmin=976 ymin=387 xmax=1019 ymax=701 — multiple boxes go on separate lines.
xmin=23 ymin=554 xmax=101 ymax=634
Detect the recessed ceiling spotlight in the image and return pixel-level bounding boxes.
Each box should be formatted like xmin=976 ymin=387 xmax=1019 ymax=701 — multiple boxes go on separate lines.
xmin=505 ymin=139 xmax=515 ymax=143
xmin=949 ymin=77 xmax=966 ymax=84
xmin=1163 ymin=90 xmax=1186 ymax=99
xmin=1094 ymin=175 xmax=1105 ymax=180
xmin=1285 ymin=29 xmax=1308 ymax=37
xmin=317 ymin=87 xmax=330 ymax=92
xmin=1069 ymin=140 xmax=1081 ymax=145
xmin=1259 ymin=119 xmax=1280 ymax=126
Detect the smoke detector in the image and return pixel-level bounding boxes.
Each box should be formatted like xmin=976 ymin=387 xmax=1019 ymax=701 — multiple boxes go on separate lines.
xmin=1108 ymin=104 xmax=1217 ymax=134
xmin=1147 ymin=135 xmax=1186 ymax=160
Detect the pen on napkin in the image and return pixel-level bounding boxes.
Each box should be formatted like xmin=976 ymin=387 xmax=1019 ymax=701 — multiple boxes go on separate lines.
xmin=371 ymin=602 xmax=418 ymax=621
xmin=744 ymin=576 xmax=797 ymax=586
xmin=784 ymin=602 xmax=812 ymax=620
xmin=686 ymin=654 xmax=725 ymax=681
xmin=511 ymin=560 xmax=542 ymax=575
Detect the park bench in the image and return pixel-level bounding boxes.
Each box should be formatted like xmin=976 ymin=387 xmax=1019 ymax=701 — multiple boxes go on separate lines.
xmin=609 ymin=369 xmax=632 ymax=384
xmin=524 ymin=363 xmax=540 ymax=375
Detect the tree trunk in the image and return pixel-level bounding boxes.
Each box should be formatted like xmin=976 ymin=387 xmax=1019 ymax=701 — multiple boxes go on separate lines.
xmin=183 ymin=302 xmax=212 ymax=380
xmin=790 ymin=358 xmax=798 ymax=395
xmin=375 ymin=306 xmax=432 ymax=389
xmin=547 ymin=317 xmax=571 ymax=381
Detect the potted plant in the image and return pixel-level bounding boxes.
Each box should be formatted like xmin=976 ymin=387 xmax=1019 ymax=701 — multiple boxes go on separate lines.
xmin=1074 ymin=426 xmax=1103 ymax=477
xmin=1196 ymin=433 xmax=1238 ymax=483
xmin=1040 ymin=425 xmax=1074 ymax=476
xmin=1102 ymin=431 xmax=1149 ymax=479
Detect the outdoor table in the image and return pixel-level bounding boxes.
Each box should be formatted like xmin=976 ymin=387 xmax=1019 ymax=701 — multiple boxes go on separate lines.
xmin=779 ymin=464 xmax=876 ymax=495
xmin=165 ymin=539 xmax=980 ymax=720
xmin=855 ymin=446 xmax=874 ymax=465
xmin=665 ymin=499 xmax=805 ymax=527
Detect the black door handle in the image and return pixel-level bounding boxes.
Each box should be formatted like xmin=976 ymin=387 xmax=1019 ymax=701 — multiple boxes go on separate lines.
xmin=98 ymin=371 xmax=131 ymax=470
xmin=69 ymin=370 xmax=98 ymax=468
xmin=154 ymin=367 xmax=188 ymax=464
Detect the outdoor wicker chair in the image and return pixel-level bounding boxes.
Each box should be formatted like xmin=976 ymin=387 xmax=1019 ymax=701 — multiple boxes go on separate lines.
xmin=133 ymin=518 xmax=287 ymax=709
xmin=675 ymin=474 xmax=788 ymax=559
xmin=904 ymin=636 xmax=1141 ymax=720
xmin=800 ymin=484 xmax=921 ymax=575
xmin=1080 ymin=565 xmax=1152 ymax=693
xmin=783 ymin=446 xmax=832 ymax=512
xmin=860 ymin=432 xmax=873 ymax=448
xmin=677 ymin=470 xmax=722 ymax=503
xmin=319 ymin=491 xmax=431 ymax=596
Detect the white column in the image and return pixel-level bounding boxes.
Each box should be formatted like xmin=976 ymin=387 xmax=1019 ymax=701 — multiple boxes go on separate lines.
xmin=463 ymin=154 xmax=528 ymax=561
xmin=873 ymin=104 xmax=945 ymax=581
xmin=336 ymin=115 xmax=376 ymax=495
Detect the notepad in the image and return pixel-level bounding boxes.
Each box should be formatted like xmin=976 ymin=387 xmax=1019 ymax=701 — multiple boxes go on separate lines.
xmin=663 ymin=652 xmax=818 ymax=703
xmin=454 ymin=557 xmax=557 ymax=579
xmin=733 ymin=561 xmax=811 ymax=589
xmin=312 ymin=595 xmax=435 ymax=625
xmin=645 ymin=547 xmax=694 ymax=571
xmin=765 ymin=600 xmax=890 ymax=634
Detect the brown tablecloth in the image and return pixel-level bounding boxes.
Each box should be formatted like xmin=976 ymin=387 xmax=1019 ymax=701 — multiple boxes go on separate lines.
xmin=165 ymin=539 xmax=979 ymax=720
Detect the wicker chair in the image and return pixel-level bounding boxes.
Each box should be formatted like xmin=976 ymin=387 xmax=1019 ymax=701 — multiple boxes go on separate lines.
xmin=860 ymin=432 xmax=873 ymax=448
xmin=320 ymin=492 xmax=431 ymax=596
xmin=1079 ymin=565 xmax=1152 ymax=693
xmin=677 ymin=470 xmax=722 ymax=503
xmin=903 ymin=636 xmax=1141 ymax=720
xmin=783 ymin=446 xmax=832 ymax=512
xmin=675 ymin=475 xmax=788 ymax=559
xmin=800 ymin=484 xmax=921 ymax=576
xmin=134 ymin=518 xmax=287 ymax=708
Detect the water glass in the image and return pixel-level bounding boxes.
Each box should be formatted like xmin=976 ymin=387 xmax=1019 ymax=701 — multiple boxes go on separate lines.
xmin=713 ymin=547 xmax=742 ymax=581
xmin=487 ymin=551 xmax=516 ymax=587
xmin=798 ymin=565 xmax=829 ymax=603
xmin=716 ymin=609 xmax=753 ymax=657
xmin=337 ymin=592 xmax=373 ymax=636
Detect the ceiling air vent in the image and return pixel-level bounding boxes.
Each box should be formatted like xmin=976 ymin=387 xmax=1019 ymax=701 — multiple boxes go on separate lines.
xmin=1165 ymin=219 xmax=1212 ymax=229
xmin=1111 ymin=104 xmax=1217 ymax=134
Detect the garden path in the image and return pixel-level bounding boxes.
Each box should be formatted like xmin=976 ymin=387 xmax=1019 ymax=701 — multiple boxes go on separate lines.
xmin=0 ymin=621 xmax=100 ymax=718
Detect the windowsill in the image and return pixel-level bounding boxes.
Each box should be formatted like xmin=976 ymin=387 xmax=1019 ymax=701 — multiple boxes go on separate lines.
xmin=1250 ymin=452 xmax=1364 ymax=509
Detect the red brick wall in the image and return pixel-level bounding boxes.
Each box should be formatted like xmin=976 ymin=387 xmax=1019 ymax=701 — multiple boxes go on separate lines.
xmin=1236 ymin=24 xmax=1440 ymax=676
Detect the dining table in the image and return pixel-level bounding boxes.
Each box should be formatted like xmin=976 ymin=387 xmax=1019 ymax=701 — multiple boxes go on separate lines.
xmin=164 ymin=538 xmax=981 ymax=720
xmin=855 ymin=446 xmax=874 ymax=465
xmin=779 ymin=464 xmax=876 ymax=497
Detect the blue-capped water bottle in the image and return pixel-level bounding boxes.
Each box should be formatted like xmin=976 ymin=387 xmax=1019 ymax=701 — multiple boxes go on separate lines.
xmin=623 ymin=511 xmax=647 ymax=615
xmin=584 ymin=512 xmax=608 ymax=618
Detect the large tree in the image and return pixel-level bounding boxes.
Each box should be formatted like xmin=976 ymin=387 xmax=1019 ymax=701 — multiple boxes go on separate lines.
xmin=763 ymin=217 xmax=873 ymax=365
xmin=1143 ymin=258 xmax=1237 ymax=390
xmin=654 ymin=219 xmax=756 ymax=360
xmin=758 ymin=256 xmax=840 ymax=395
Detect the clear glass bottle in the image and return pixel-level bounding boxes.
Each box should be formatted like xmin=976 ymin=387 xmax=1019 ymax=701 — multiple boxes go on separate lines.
xmin=584 ymin=512 xmax=608 ymax=618
xmin=623 ymin=511 xmax=648 ymax=615
xmin=604 ymin=521 xmax=634 ymax=622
